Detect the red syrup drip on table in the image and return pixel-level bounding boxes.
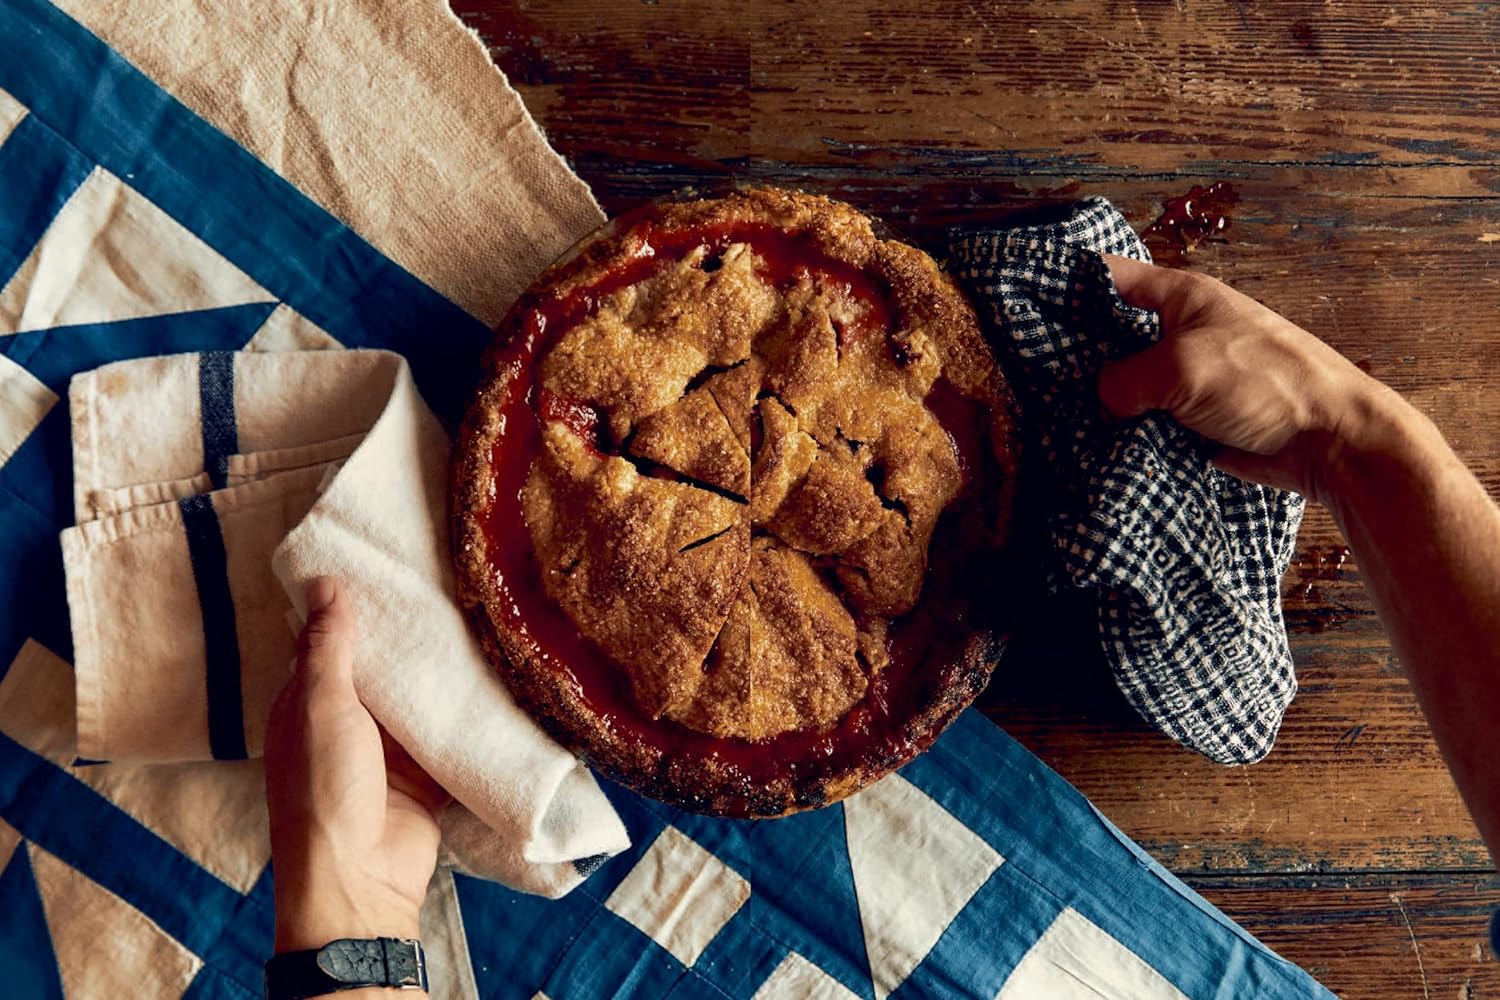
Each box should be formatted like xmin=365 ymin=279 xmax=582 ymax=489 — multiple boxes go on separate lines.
xmin=478 ymin=218 xmax=984 ymax=801
xmin=1142 ymin=181 xmax=1239 ymax=257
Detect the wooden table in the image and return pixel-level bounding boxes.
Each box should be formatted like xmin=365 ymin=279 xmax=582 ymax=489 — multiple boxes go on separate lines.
xmin=454 ymin=2 xmax=1500 ymax=995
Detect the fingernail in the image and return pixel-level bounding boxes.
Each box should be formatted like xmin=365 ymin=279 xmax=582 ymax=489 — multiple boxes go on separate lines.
xmin=305 ymin=576 xmax=337 ymax=613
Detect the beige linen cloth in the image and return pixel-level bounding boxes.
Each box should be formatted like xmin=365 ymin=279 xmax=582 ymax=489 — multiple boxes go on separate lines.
xmin=60 ymin=348 xmax=628 ymax=896
xmin=55 ymin=0 xmax=605 ymax=329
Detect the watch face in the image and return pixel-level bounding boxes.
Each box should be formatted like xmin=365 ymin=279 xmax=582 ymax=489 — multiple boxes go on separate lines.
xmin=453 ymin=187 xmax=1022 ymax=818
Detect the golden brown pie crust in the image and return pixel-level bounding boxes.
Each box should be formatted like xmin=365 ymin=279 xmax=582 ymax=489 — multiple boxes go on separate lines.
xmin=452 ymin=187 xmax=1019 ymax=817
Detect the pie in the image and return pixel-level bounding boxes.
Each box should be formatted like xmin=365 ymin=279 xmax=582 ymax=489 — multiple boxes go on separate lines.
xmin=451 ymin=187 xmax=1019 ymax=817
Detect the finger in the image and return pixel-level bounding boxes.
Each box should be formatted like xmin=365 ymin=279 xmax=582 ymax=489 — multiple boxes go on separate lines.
xmin=1096 ymin=338 xmax=1183 ymax=419
xmin=1103 ymin=254 xmax=1188 ymax=313
xmin=294 ymin=576 xmax=356 ymax=686
xmin=1209 ymin=446 xmax=1301 ymax=493
xmin=380 ymin=728 xmax=451 ymax=819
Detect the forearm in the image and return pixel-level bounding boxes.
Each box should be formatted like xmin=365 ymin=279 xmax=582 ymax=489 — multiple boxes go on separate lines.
xmin=1096 ymin=255 xmax=1500 ymax=861
xmin=1321 ymin=386 xmax=1500 ymax=860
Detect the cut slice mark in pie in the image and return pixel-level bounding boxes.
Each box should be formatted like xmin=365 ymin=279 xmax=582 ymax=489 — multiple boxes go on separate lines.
xmin=521 ymin=424 xmax=749 ymax=719
xmin=627 ymin=363 xmax=750 ymax=500
xmin=666 ymin=535 xmax=867 ymax=741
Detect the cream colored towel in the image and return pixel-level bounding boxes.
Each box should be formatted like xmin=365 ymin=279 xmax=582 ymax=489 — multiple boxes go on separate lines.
xmin=61 ymin=348 xmax=628 ymax=897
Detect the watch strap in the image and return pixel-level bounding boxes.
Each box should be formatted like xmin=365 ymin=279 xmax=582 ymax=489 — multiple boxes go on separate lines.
xmin=264 ymin=937 xmax=427 ymax=999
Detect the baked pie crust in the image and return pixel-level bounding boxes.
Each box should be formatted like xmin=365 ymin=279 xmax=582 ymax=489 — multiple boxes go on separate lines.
xmin=452 ymin=188 xmax=1019 ymax=816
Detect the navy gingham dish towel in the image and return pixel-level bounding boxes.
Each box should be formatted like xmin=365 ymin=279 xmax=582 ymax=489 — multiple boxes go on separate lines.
xmin=949 ymin=198 xmax=1306 ymax=764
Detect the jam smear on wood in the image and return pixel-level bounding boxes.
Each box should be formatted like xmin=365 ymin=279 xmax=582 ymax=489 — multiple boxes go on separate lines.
xmin=1142 ymin=181 xmax=1239 ymax=260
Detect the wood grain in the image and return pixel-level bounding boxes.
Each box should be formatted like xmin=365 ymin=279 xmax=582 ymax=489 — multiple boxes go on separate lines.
xmin=1192 ymin=872 xmax=1500 ymax=998
xmin=453 ymin=0 xmax=1500 ymax=992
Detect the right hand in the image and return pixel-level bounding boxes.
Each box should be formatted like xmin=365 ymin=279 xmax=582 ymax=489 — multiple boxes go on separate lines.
xmin=1095 ymin=254 xmax=1406 ymax=504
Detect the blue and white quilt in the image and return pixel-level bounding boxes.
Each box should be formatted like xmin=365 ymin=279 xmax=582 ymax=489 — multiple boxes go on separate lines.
xmin=0 ymin=1 xmax=1333 ymax=997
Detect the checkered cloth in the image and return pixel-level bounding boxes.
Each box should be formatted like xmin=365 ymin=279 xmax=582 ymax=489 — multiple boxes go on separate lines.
xmin=949 ymin=199 xmax=1306 ymax=765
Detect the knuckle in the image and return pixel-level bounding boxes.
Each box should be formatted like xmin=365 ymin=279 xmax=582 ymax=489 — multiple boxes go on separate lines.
xmin=1158 ymin=338 xmax=1214 ymax=407
xmin=1162 ymin=335 xmax=1201 ymax=378
xmin=1178 ymin=271 xmax=1229 ymax=316
xmin=274 ymin=677 xmax=347 ymax=735
xmin=295 ymin=609 xmax=344 ymax=655
xmin=265 ymin=679 xmax=305 ymax=740
xmin=1179 ymin=269 xmax=1223 ymax=298
xmin=294 ymin=624 xmax=327 ymax=656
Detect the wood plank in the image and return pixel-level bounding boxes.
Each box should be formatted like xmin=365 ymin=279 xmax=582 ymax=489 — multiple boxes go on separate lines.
xmin=1191 ymin=872 xmax=1500 ymax=999
xmin=459 ymin=1 xmax=1500 ymax=469
xmin=981 ymin=685 xmax=1487 ymax=875
xmin=457 ymin=0 xmax=1500 ymax=174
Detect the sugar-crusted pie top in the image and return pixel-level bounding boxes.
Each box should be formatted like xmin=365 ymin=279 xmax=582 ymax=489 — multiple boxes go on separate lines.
xmin=452 ymin=187 xmax=1018 ymax=815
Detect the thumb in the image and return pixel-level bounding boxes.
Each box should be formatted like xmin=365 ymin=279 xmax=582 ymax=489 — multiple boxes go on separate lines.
xmin=1096 ymin=337 xmax=1183 ymax=419
xmin=295 ymin=576 xmax=355 ymax=686
xmin=1102 ymin=253 xmax=1183 ymax=313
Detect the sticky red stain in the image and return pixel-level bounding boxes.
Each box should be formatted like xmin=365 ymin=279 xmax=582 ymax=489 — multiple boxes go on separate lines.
xmin=1142 ymin=182 xmax=1240 ymax=259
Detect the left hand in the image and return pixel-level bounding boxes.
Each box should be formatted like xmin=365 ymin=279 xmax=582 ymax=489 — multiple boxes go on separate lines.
xmin=264 ymin=577 xmax=450 ymax=955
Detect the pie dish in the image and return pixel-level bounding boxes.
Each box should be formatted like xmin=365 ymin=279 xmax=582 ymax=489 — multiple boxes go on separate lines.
xmin=452 ymin=187 xmax=1019 ymax=817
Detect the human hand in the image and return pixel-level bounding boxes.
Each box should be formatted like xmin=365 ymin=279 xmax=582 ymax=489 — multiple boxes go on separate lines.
xmin=264 ymin=577 xmax=449 ymax=958
xmin=1096 ymin=254 xmax=1408 ymax=504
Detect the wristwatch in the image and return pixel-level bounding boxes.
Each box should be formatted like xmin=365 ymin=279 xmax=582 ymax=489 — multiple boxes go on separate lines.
xmin=263 ymin=937 xmax=428 ymax=999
